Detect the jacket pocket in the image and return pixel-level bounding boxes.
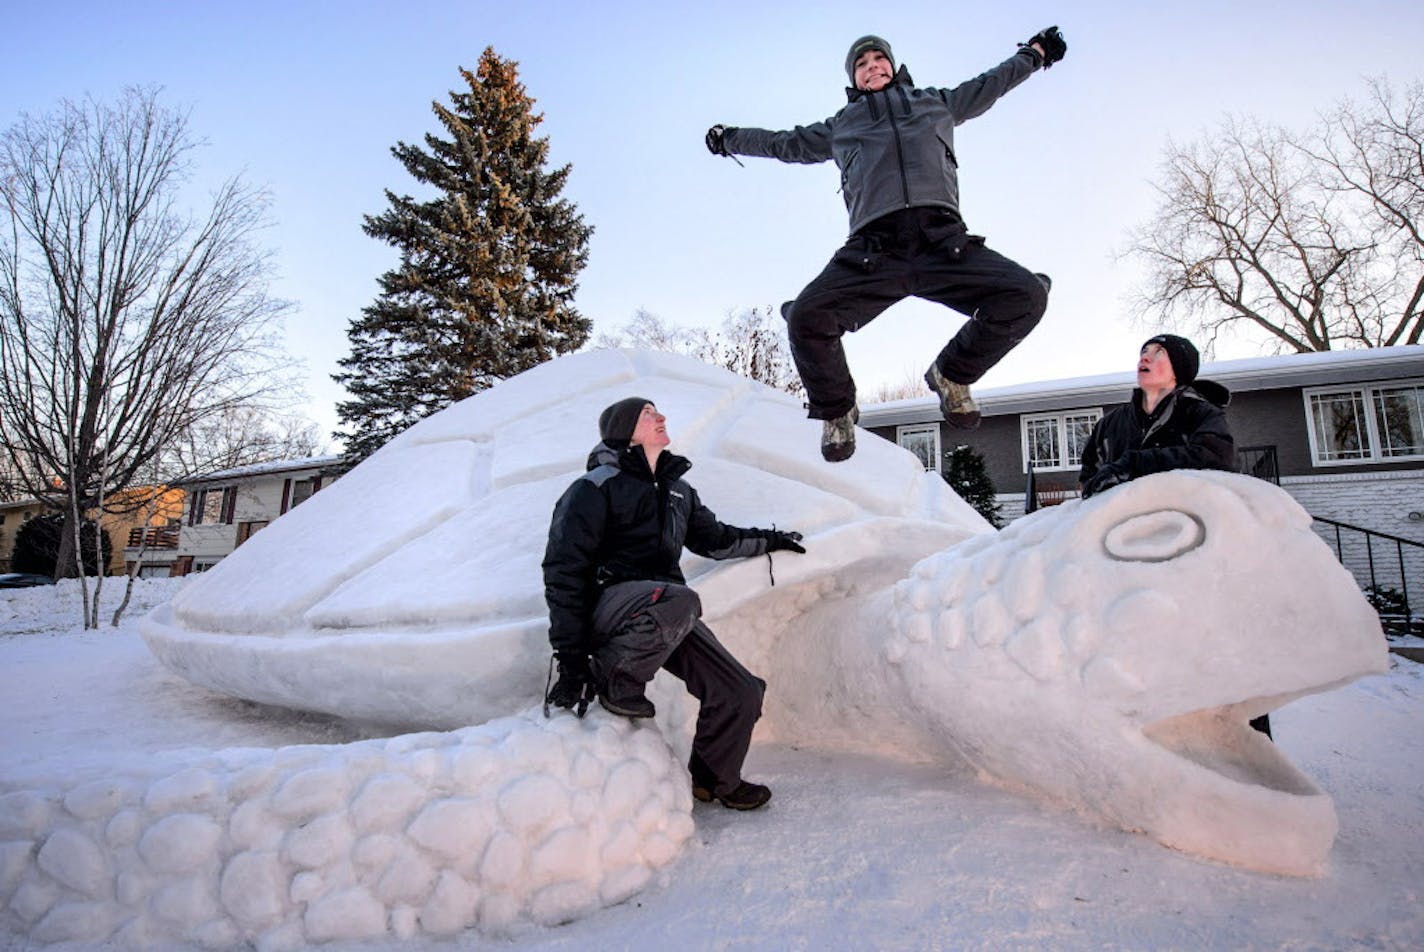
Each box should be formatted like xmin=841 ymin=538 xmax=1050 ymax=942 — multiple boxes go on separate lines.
xmin=832 ymin=233 xmax=879 ymax=273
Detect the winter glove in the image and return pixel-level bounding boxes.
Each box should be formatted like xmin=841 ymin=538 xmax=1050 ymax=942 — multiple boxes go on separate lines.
xmin=1024 ymin=26 xmax=1067 ymax=68
xmin=1082 ymin=462 xmax=1129 ymax=499
xmin=545 ymin=651 xmax=595 ymax=717
xmin=705 ymin=124 xmax=734 ymax=157
xmin=764 ymin=529 xmax=806 ymax=554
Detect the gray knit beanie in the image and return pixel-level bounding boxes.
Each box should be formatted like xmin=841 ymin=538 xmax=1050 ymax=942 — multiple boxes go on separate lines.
xmin=598 ymin=397 xmax=652 ymax=446
xmin=845 ymin=35 xmax=895 ymax=84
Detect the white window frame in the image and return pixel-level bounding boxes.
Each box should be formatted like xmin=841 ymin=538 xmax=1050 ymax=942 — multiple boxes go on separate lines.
xmin=897 ymin=423 xmax=942 ymax=473
xmin=1020 ymin=409 xmax=1102 ymax=473
xmin=1303 ymin=378 xmax=1424 ymax=466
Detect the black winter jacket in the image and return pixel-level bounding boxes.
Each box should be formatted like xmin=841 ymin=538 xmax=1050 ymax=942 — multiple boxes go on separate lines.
xmin=723 ymin=49 xmax=1041 ymax=234
xmin=542 ymin=443 xmax=774 ymax=654
xmin=1078 ymin=379 xmax=1237 ymax=486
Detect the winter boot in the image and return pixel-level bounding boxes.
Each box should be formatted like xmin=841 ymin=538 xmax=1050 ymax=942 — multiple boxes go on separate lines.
xmin=924 ymin=363 xmax=980 ymax=430
xmin=598 ymin=690 xmax=656 ymax=719
xmin=712 ymin=780 xmax=772 ymax=811
xmin=821 ymin=406 xmax=860 ymax=462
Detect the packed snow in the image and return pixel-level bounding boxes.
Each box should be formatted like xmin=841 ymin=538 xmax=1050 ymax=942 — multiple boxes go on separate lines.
xmin=2 ymin=579 xmax=1422 ymax=950
xmin=0 ymin=350 xmax=1418 ymax=948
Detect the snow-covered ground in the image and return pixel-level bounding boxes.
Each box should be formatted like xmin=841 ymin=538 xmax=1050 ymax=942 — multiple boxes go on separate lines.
xmin=2 ymin=577 xmax=1422 ymax=950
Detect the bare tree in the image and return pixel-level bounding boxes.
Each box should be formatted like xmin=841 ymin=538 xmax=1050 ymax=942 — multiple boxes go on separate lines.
xmin=0 ymin=87 xmax=294 ymax=614
xmin=1126 ymin=77 xmax=1423 ymax=352
xmin=597 ymin=306 xmax=804 ymax=396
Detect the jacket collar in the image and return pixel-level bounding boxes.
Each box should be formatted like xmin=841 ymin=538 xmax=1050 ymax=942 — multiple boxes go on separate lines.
xmin=586 ymin=441 xmax=692 ymax=482
xmin=845 ymin=64 xmax=914 ymax=102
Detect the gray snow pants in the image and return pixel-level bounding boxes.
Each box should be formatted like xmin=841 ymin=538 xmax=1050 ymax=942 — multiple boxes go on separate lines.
xmin=591 ymin=580 xmax=766 ymax=797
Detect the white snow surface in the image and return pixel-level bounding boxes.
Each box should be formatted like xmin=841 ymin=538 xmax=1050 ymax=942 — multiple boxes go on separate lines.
xmin=2 ymin=579 xmax=1422 ymax=950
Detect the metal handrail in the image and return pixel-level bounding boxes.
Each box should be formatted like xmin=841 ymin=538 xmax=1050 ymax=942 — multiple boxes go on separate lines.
xmin=1312 ymin=515 xmax=1422 ymax=634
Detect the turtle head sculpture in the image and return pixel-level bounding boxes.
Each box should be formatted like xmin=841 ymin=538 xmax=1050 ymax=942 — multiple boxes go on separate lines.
xmin=141 ymin=348 xmax=1386 ymax=882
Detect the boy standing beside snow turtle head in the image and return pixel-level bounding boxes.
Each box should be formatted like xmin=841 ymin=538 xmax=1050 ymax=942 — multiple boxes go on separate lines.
xmin=1077 ymin=334 xmax=1236 ymax=499
xmin=706 ymin=27 xmax=1066 ymax=462
xmin=1076 ymin=335 xmax=1266 ymax=736
xmin=541 ymin=397 xmax=806 ymax=810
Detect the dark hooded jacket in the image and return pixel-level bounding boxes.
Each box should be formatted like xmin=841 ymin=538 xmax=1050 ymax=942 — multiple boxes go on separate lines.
xmin=722 ymin=48 xmax=1041 ymax=234
xmin=542 ymin=442 xmax=775 ymax=654
xmin=1078 ymin=379 xmax=1237 ymax=486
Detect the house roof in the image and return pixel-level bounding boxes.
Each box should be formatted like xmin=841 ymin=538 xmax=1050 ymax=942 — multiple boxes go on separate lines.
xmin=181 ymin=454 xmax=344 ymax=486
xmin=861 ymin=344 xmax=1424 ymax=427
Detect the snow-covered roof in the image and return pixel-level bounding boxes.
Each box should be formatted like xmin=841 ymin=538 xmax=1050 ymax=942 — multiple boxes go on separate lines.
xmin=862 ymin=345 xmax=1424 ymax=426
xmin=182 ymin=454 xmax=343 ymax=486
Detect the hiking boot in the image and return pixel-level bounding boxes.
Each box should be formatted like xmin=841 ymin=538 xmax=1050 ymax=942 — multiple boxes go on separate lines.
xmin=821 ymin=406 xmax=860 ymax=462
xmin=598 ymin=693 xmax=656 ymax=719
xmin=924 ymin=363 xmax=981 ymax=430
xmin=692 ymin=783 xmax=714 ymax=803
xmin=713 ymin=781 xmax=772 ymax=811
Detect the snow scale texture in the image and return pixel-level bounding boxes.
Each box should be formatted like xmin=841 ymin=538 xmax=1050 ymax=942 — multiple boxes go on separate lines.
xmin=0 ymin=709 xmax=689 ymax=947
xmin=2 ymin=349 xmax=1389 ymax=945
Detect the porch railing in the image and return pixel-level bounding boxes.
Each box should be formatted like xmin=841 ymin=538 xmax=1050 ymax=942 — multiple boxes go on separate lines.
xmin=126 ymin=525 xmax=179 ymax=549
xmin=1312 ymin=516 xmax=1423 ymax=636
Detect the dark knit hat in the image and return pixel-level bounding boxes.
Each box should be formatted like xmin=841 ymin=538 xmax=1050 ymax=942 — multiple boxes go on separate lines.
xmin=598 ymin=396 xmax=652 ymax=446
xmin=1142 ymin=334 xmax=1200 ymax=386
xmin=846 ymin=35 xmax=894 ymax=84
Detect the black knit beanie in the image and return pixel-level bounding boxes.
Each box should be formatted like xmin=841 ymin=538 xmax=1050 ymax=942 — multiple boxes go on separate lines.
xmin=1142 ymin=334 xmax=1200 ymax=386
xmin=845 ymin=35 xmax=894 ymax=84
xmin=598 ymin=397 xmax=652 ymax=446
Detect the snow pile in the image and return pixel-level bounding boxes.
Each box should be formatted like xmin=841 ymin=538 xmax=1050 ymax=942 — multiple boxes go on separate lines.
xmin=0 ymin=577 xmax=179 ymax=636
xmin=0 ymin=707 xmax=690 ymax=947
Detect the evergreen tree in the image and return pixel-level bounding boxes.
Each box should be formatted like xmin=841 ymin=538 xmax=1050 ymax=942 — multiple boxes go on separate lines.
xmin=12 ymin=513 xmax=112 ymax=577
xmin=334 ymin=49 xmax=592 ymax=462
xmin=943 ymin=445 xmax=1002 ymax=529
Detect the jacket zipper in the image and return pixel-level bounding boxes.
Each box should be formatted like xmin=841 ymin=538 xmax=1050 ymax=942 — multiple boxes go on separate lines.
xmin=889 ymin=86 xmax=911 ymax=207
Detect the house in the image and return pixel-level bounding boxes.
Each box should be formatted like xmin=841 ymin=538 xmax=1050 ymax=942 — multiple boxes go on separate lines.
xmin=167 ymin=455 xmax=343 ymax=575
xmin=861 ymin=345 xmax=1424 ymax=610
xmin=0 ymin=499 xmax=48 ymax=573
xmin=1 ymin=488 xmax=185 ymax=576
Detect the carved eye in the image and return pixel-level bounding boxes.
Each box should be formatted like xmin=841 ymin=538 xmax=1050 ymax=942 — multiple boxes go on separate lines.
xmin=1103 ymin=510 xmax=1204 ymax=562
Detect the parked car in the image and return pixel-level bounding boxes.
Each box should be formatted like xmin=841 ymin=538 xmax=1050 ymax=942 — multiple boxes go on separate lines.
xmin=0 ymin=573 xmax=56 ymax=589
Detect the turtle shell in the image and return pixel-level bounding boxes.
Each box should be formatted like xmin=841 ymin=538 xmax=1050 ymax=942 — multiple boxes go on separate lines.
xmin=141 ymin=349 xmax=989 ymax=726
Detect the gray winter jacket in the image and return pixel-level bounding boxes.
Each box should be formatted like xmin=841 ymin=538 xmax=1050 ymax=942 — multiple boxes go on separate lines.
xmin=724 ymin=48 xmax=1041 ymax=235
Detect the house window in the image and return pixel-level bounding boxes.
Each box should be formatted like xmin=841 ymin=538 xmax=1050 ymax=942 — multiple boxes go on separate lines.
xmin=897 ymin=424 xmax=942 ymax=472
xmin=1022 ymin=410 xmax=1102 ymax=472
xmin=1305 ymin=381 xmax=1424 ymax=465
xmin=189 ymin=486 xmax=237 ymax=525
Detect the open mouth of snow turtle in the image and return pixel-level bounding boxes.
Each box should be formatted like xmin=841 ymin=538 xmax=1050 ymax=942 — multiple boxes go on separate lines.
xmin=1141 ymin=688 xmax=1327 ymax=796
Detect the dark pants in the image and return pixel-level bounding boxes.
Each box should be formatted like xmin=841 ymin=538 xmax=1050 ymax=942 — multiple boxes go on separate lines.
xmin=591 ymin=580 xmax=766 ymax=798
xmin=783 ymin=207 xmax=1048 ymax=420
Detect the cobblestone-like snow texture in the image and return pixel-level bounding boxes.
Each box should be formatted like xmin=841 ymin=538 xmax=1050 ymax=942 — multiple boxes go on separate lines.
xmin=0 ymin=708 xmax=691 ymax=948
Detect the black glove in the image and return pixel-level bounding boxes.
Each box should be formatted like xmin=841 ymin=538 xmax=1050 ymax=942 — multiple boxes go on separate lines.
xmin=1024 ymin=26 xmax=1067 ymax=68
xmin=1082 ymin=462 xmax=1129 ymax=499
xmin=764 ymin=529 xmax=806 ymax=554
xmin=545 ymin=651 xmax=595 ymax=716
xmin=705 ymin=124 xmax=733 ymax=157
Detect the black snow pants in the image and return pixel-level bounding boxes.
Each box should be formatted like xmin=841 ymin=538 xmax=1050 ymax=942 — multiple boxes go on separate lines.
xmin=591 ymin=580 xmax=766 ymax=798
xmin=783 ymin=207 xmax=1048 ymax=420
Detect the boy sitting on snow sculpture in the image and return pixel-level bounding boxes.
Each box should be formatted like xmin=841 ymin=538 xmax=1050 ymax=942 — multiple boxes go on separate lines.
xmin=542 ymin=398 xmax=806 ymax=810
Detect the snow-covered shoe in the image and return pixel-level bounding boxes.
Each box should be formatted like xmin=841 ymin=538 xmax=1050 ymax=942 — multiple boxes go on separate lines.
xmin=714 ymin=781 xmax=772 ymax=810
xmin=598 ymin=692 xmax=656 ymax=718
xmin=924 ymin=364 xmax=980 ymax=430
xmin=821 ymin=406 xmax=860 ymax=462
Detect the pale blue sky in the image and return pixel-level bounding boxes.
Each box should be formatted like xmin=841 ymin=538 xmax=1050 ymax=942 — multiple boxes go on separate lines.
xmin=5 ymin=1 xmax=1422 ymax=444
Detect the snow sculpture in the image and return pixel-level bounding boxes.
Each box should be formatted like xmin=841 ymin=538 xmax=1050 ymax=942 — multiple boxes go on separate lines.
xmin=0 ymin=711 xmax=690 ymax=946
xmin=42 ymin=346 xmax=1371 ymax=945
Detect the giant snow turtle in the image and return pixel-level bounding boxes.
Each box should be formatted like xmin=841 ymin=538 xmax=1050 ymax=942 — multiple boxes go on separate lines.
xmin=142 ymin=347 xmax=1386 ymax=877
